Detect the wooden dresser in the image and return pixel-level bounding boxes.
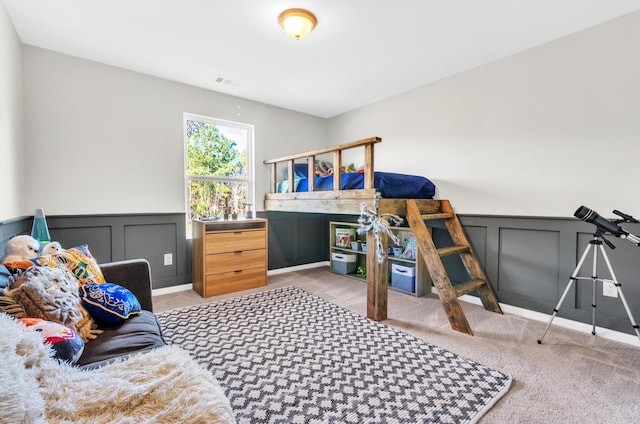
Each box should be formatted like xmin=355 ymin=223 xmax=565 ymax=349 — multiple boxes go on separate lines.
xmin=192 ymin=219 xmax=268 ymax=297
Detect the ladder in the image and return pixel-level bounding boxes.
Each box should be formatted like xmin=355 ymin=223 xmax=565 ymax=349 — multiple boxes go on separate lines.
xmin=405 ymin=199 xmax=503 ymax=335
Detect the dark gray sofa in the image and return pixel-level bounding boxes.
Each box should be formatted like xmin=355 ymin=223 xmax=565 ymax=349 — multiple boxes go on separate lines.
xmin=75 ymin=259 xmax=167 ymax=368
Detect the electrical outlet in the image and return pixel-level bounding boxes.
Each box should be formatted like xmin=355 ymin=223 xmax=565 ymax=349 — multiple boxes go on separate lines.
xmin=603 ymin=281 xmax=618 ymax=298
xmin=163 ymin=253 xmax=173 ymax=266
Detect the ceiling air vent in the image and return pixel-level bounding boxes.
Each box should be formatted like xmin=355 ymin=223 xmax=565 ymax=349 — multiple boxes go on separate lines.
xmin=214 ymin=76 xmax=234 ymax=85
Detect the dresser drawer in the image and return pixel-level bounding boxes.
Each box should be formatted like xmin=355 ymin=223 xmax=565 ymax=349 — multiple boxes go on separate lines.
xmin=203 ymin=267 xmax=267 ymax=296
xmin=205 ymin=250 xmax=266 ymax=274
xmin=205 ymin=230 xmax=265 ymax=254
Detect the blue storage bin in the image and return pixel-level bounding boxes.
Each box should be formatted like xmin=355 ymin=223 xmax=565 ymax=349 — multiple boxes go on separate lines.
xmin=391 ymin=263 xmax=416 ymax=293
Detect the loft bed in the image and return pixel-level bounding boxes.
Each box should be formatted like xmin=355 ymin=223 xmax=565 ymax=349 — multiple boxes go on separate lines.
xmin=263 ymin=136 xmax=503 ymax=335
xmin=263 ymin=136 xmax=439 ymax=216
xmin=263 ymin=137 xmax=443 ymax=321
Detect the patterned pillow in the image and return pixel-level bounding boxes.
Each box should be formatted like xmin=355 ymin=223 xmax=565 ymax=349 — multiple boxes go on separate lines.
xmin=80 ymin=283 xmax=141 ymax=325
xmin=3 ymin=244 xmax=105 ymax=286
xmin=19 ymin=317 xmax=85 ymax=364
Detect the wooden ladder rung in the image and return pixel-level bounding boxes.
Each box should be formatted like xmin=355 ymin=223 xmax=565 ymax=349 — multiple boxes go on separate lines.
xmin=454 ymin=279 xmax=488 ymax=297
xmin=437 ymin=245 xmax=470 ymax=257
xmin=421 ymin=212 xmax=454 ymax=220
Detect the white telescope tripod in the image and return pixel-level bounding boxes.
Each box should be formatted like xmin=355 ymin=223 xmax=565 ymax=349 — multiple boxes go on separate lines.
xmin=537 ymin=232 xmax=640 ymax=344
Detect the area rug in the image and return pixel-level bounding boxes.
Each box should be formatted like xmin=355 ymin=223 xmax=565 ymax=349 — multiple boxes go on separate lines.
xmin=157 ymin=286 xmax=512 ymax=423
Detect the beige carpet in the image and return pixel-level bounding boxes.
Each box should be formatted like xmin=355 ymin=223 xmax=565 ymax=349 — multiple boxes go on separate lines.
xmin=155 ymin=267 xmax=640 ymax=423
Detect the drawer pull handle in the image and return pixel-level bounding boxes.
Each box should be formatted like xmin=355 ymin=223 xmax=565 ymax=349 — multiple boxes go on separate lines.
xmin=234 ymin=251 xmax=242 ymax=254
xmin=234 ymin=270 xmax=243 ymax=273
xmin=234 ymin=231 xmax=242 ymax=235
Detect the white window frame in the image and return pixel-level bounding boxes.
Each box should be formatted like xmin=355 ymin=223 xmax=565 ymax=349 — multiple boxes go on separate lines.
xmin=183 ymin=113 xmax=255 ymax=233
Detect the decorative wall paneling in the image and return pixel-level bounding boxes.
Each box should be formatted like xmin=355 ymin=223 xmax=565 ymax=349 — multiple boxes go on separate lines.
xmin=2 ymin=212 xmax=639 ymax=336
xmin=459 ymin=215 xmax=640 ymax=336
xmin=45 ymin=214 xmax=188 ymax=290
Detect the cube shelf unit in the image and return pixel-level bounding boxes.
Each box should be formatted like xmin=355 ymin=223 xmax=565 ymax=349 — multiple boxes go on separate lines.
xmin=329 ymin=221 xmax=430 ymax=297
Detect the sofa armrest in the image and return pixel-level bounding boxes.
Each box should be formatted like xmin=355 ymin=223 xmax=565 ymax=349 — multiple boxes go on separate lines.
xmin=99 ymin=259 xmax=154 ymax=312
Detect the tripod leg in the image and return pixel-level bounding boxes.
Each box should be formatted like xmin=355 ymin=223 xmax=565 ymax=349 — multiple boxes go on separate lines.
xmin=537 ymin=279 xmax=576 ymax=344
xmin=591 ymin=245 xmax=598 ymax=336
xmin=538 ymin=243 xmax=593 ymax=344
xmin=598 ymin=245 xmax=640 ymax=343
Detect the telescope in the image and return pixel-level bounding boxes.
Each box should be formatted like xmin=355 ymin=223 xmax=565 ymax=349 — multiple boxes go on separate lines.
xmin=539 ymin=207 xmax=640 ymax=344
xmin=574 ymin=206 xmax=640 ymax=246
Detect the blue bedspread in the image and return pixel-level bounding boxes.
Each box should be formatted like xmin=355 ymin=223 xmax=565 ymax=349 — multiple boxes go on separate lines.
xmin=286 ymin=171 xmax=435 ymax=199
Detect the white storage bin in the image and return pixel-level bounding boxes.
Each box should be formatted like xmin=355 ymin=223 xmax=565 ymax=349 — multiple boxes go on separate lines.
xmin=332 ymin=252 xmax=357 ymax=275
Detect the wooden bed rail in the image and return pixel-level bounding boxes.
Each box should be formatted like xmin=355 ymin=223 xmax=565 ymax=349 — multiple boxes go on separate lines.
xmin=263 ymin=136 xmax=381 ymax=194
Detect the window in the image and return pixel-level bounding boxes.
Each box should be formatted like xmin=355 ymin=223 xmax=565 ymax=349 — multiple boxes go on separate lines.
xmin=184 ymin=113 xmax=254 ymax=234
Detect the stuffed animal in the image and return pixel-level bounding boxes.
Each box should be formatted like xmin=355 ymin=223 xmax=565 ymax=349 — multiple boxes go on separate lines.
xmin=1 ymin=235 xmax=40 ymax=263
xmin=41 ymin=241 xmax=63 ymax=256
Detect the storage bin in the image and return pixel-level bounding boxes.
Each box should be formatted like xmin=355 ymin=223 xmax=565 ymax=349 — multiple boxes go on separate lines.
xmin=332 ymin=252 xmax=357 ymax=275
xmin=391 ymin=263 xmax=416 ymax=293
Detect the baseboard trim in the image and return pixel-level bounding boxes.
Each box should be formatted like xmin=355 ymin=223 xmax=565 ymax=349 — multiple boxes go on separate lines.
xmin=268 ymin=261 xmax=330 ymax=275
xmin=152 ymin=262 xmax=330 ymax=296
xmin=459 ymin=294 xmax=640 ymax=347
xmin=152 ymin=283 xmax=193 ymax=296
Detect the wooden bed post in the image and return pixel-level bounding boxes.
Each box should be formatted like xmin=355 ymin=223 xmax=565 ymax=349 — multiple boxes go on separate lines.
xmin=287 ymin=160 xmax=294 ymax=193
xmin=333 ymin=150 xmax=342 ymax=192
xmin=307 ymin=155 xmax=316 ymax=192
xmin=364 ymin=142 xmax=374 ymax=189
xmin=366 ymin=231 xmax=388 ymax=321
xmin=270 ymin=163 xmax=277 ymax=194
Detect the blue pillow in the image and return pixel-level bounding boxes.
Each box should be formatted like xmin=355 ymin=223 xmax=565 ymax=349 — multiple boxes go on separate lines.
xmin=282 ymin=163 xmax=309 ymax=180
xmin=80 ymin=283 xmax=141 ymax=325
xmin=0 ymin=265 xmax=10 ymax=288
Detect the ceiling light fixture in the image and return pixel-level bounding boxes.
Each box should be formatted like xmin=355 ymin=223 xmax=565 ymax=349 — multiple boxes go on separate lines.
xmin=278 ymin=8 xmax=317 ymax=40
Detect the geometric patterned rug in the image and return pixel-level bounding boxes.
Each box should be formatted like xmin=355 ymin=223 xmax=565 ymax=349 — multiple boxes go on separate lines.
xmin=157 ymin=286 xmax=512 ymax=424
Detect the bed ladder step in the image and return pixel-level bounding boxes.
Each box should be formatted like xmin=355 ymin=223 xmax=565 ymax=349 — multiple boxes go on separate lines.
xmin=406 ymin=199 xmax=503 ymax=336
xmin=421 ymin=212 xmax=454 ymax=220
xmin=437 ymin=245 xmax=470 ymax=257
xmin=454 ymin=279 xmax=488 ymax=297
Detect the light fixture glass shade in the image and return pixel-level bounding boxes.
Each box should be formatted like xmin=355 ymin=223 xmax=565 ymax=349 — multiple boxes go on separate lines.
xmin=278 ymin=8 xmax=317 ymax=40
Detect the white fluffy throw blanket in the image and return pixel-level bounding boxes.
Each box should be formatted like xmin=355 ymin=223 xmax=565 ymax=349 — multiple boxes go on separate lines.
xmin=0 ymin=313 xmax=236 ymax=424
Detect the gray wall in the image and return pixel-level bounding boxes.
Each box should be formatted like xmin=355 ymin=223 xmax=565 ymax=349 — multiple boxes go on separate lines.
xmin=45 ymin=214 xmax=189 ymax=289
xmin=0 ymin=214 xmax=189 ymax=290
xmin=19 ymin=46 xmax=328 ymax=218
xmin=265 ymin=211 xmax=328 ymax=270
xmin=0 ymin=2 xmax=24 ymax=219
xmin=459 ymin=215 xmax=640 ymax=335
xmin=328 ymin=11 xmax=640 ymax=218
xmin=3 ymin=210 xmax=640 ymax=336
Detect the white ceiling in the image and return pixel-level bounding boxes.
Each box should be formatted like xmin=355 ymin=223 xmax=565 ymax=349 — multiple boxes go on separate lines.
xmin=4 ymin=0 xmax=640 ymax=118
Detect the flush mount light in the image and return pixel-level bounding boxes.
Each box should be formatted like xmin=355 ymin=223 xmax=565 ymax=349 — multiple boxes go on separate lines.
xmin=278 ymin=8 xmax=317 ymax=40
